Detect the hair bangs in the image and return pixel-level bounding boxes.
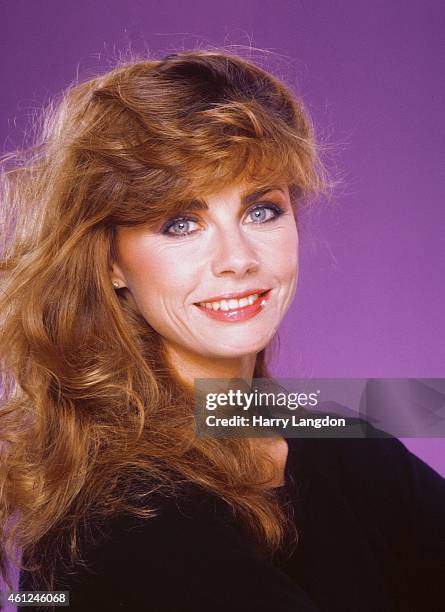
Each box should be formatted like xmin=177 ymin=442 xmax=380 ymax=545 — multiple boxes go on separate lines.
xmin=109 ymin=102 xmax=320 ymax=229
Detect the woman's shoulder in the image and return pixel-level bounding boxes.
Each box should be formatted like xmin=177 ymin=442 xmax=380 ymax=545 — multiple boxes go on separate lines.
xmin=287 ymin=419 xmax=444 ymax=487
xmin=286 ymin=419 xmax=445 ymax=511
xmin=285 ymin=421 xmax=445 ymax=568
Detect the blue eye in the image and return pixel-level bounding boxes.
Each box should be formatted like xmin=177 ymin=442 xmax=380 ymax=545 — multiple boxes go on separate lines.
xmin=245 ymin=203 xmax=284 ymax=224
xmin=160 ymin=202 xmax=284 ymax=237
xmin=161 ymin=217 xmax=200 ymax=237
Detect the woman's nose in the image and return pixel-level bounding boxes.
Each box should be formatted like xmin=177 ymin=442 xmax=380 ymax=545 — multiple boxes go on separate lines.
xmin=211 ymin=228 xmax=260 ymax=278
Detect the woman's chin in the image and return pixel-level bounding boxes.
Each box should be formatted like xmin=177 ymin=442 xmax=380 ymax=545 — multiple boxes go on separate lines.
xmin=197 ymin=337 xmax=272 ymax=360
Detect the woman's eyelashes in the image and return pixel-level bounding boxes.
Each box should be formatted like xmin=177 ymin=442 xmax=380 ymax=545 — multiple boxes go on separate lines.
xmin=160 ymin=202 xmax=286 ymax=238
xmin=160 ymin=216 xmax=200 ymax=237
xmin=244 ymin=202 xmax=285 ymax=225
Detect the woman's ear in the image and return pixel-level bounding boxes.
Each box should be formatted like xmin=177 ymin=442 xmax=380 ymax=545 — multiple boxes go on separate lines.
xmin=110 ymin=262 xmax=127 ymax=289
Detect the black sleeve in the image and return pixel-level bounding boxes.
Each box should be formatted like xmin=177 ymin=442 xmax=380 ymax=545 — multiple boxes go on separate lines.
xmin=387 ymin=439 xmax=445 ymax=606
xmin=318 ymin=429 xmax=445 ymax=609
xmin=19 ymin=493 xmax=320 ymax=612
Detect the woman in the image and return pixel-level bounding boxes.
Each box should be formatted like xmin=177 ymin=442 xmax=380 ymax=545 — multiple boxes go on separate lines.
xmin=1 ymin=50 xmax=444 ymax=612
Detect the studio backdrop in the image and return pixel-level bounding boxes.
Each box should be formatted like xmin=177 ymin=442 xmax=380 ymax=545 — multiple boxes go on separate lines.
xmin=2 ymin=2 xmax=443 ymax=471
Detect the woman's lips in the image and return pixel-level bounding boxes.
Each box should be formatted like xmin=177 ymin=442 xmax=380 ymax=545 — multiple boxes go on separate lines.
xmin=194 ymin=289 xmax=271 ymax=322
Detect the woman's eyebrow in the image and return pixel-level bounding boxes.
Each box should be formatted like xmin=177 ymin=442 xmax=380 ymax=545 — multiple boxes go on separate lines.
xmin=243 ymin=186 xmax=285 ymax=205
xmin=179 ymin=186 xmax=285 ymax=213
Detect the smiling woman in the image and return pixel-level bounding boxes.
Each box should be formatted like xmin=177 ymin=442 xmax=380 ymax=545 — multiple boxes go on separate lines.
xmin=1 ymin=50 xmax=444 ymax=612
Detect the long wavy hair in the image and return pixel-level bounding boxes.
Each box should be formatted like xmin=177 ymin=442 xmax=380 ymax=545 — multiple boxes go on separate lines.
xmin=0 ymin=49 xmax=326 ymax=591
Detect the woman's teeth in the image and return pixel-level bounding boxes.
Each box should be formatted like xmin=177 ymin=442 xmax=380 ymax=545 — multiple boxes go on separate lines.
xmin=199 ymin=293 xmax=259 ymax=311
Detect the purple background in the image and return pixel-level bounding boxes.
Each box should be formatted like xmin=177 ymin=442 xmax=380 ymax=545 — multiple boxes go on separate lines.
xmin=1 ymin=1 xmax=444 ymax=603
xmin=2 ymin=0 xmax=444 ymax=470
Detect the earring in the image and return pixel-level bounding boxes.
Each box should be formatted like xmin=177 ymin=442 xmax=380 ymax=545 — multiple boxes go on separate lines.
xmin=112 ymin=281 xmax=120 ymax=288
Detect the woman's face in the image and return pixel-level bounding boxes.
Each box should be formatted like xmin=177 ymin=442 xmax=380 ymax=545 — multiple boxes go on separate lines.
xmin=111 ymin=181 xmax=299 ymax=361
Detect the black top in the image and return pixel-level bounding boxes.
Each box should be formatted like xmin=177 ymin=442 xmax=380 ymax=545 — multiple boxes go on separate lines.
xmin=18 ymin=428 xmax=445 ymax=612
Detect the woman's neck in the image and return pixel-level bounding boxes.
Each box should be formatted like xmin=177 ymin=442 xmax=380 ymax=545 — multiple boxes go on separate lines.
xmin=165 ymin=342 xmax=257 ymax=387
xmin=164 ymin=341 xmax=288 ymax=489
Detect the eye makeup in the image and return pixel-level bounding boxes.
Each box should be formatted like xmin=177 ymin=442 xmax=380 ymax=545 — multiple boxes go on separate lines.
xmin=159 ymin=201 xmax=286 ymax=238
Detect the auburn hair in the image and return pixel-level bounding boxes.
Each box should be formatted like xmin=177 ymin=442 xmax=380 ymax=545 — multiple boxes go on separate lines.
xmin=0 ymin=49 xmax=326 ymax=591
